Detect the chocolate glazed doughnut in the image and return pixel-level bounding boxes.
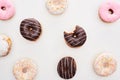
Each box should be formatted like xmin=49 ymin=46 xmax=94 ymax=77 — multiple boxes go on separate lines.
xmin=64 ymin=25 xmax=87 ymax=47
xmin=20 ymin=18 xmax=42 ymax=41
xmin=57 ymin=57 xmax=77 ymax=79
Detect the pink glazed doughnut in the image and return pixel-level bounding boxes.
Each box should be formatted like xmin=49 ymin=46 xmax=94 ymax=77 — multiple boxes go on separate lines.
xmin=0 ymin=0 xmax=15 ymax=20
xmin=99 ymin=2 xmax=120 ymax=23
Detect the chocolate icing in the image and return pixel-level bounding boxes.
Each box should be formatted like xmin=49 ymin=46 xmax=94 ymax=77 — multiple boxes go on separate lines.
xmin=64 ymin=25 xmax=87 ymax=47
xmin=57 ymin=57 xmax=77 ymax=79
xmin=20 ymin=18 xmax=41 ymax=41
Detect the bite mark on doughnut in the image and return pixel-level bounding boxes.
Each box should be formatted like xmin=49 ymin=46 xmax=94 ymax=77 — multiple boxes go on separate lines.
xmin=64 ymin=25 xmax=87 ymax=48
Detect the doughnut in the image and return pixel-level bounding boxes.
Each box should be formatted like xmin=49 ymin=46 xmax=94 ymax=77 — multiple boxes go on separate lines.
xmin=64 ymin=25 xmax=87 ymax=48
xmin=13 ymin=58 xmax=38 ymax=80
xmin=93 ymin=53 xmax=117 ymax=77
xmin=0 ymin=34 xmax=12 ymax=57
xmin=0 ymin=0 xmax=15 ymax=20
xmin=46 ymin=0 xmax=67 ymax=15
xmin=57 ymin=56 xmax=77 ymax=79
xmin=20 ymin=18 xmax=42 ymax=41
xmin=99 ymin=1 xmax=120 ymax=23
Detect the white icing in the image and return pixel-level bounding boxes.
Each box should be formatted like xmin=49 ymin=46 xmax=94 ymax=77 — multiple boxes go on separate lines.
xmin=0 ymin=36 xmax=9 ymax=57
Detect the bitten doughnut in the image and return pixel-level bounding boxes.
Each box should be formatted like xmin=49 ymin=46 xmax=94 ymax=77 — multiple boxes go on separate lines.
xmin=46 ymin=0 xmax=67 ymax=15
xmin=20 ymin=18 xmax=42 ymax=41
xmin=57 ymin=56 xmax=77 ymax=79
xmin=13 ymin=58 xmax=37 ymax=80
xmin=99 ymin=1 xmax=120 ymax=23
xmin=0 ymin=0 xmax=15 ymax=20
xmin=93 ymin=53 xmax=117 ymax=77
xmin=64 ymin=25 xmax=87 ymax=48
xmin=0 ymin=34 xmax=12 ymax=57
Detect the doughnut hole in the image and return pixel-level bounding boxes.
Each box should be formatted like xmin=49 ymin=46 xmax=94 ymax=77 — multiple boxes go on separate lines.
xmin=28 ymin=26 xmax=35 ymax=33
xmin=103 ymin=62 xmax=109 ymax=68
xmin=29 ymin=27 xmax=33 ymax=31
xmin=1 ymin=6 xmax=6 ymax=10
xmin=108 ymin=9 xmax=114 ymax=14
xmin=73 ymin=34 xmax=77 ymax=38
xmin=22 ymin=67 xmax=28 ymax=73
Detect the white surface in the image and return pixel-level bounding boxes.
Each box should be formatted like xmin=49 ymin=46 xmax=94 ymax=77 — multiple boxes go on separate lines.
xmin=0 ymin=0 xmax=120 ymax=80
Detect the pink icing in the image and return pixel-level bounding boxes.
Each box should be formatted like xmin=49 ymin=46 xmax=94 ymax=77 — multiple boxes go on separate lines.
xmin=0 ymin=0 xmax=15 ymax=20
xmin=99 ymin=1 xmax=120 ymax=23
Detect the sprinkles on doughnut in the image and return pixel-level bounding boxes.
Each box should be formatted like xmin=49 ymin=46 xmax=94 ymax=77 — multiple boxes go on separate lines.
xmin=93 ymin=53 xmax=117 ymax=77
xmin=13 ymin=58 xmax=38 ymax=80
xmin=46 ymin=0 xmax=67 ymax=15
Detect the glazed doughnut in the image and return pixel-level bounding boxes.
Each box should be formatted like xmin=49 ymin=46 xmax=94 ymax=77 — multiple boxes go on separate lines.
xmin=64 ymin=25 xmax=87 ymax=48
xmin=57 ymin=56 xmax=77 ymax=79
xmin=99 ymin=1 xmax=120 ymax=23
xmin=0 ymin=0 xmax=15 ymax=20
xmin=46 ymin=0 xmax=67 ymax=15
xmin=93 ymin=53 xmax=117 ymax=77
xmin=13 ymin=58 xmax=38 ymax=80
xmin=20 ymin=18 xmax=42 ymax=41
xmin=0 ymin=34 xmax=12 ymax=57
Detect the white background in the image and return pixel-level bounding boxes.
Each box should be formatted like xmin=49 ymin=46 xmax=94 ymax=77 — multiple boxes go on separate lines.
xmin=0 ymin=0 xmax=120 ymax=80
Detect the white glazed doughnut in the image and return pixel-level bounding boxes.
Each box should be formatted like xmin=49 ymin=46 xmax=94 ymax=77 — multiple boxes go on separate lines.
xmin=93 ymin=53 xmax=117 ymax=77
xmin=0 ymin=34 xmax=12 ymax=57
xmin=46 ymin=0 xmax=67 ymax=15
xmin=13 ymin=58 xmax=38 ymax=80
